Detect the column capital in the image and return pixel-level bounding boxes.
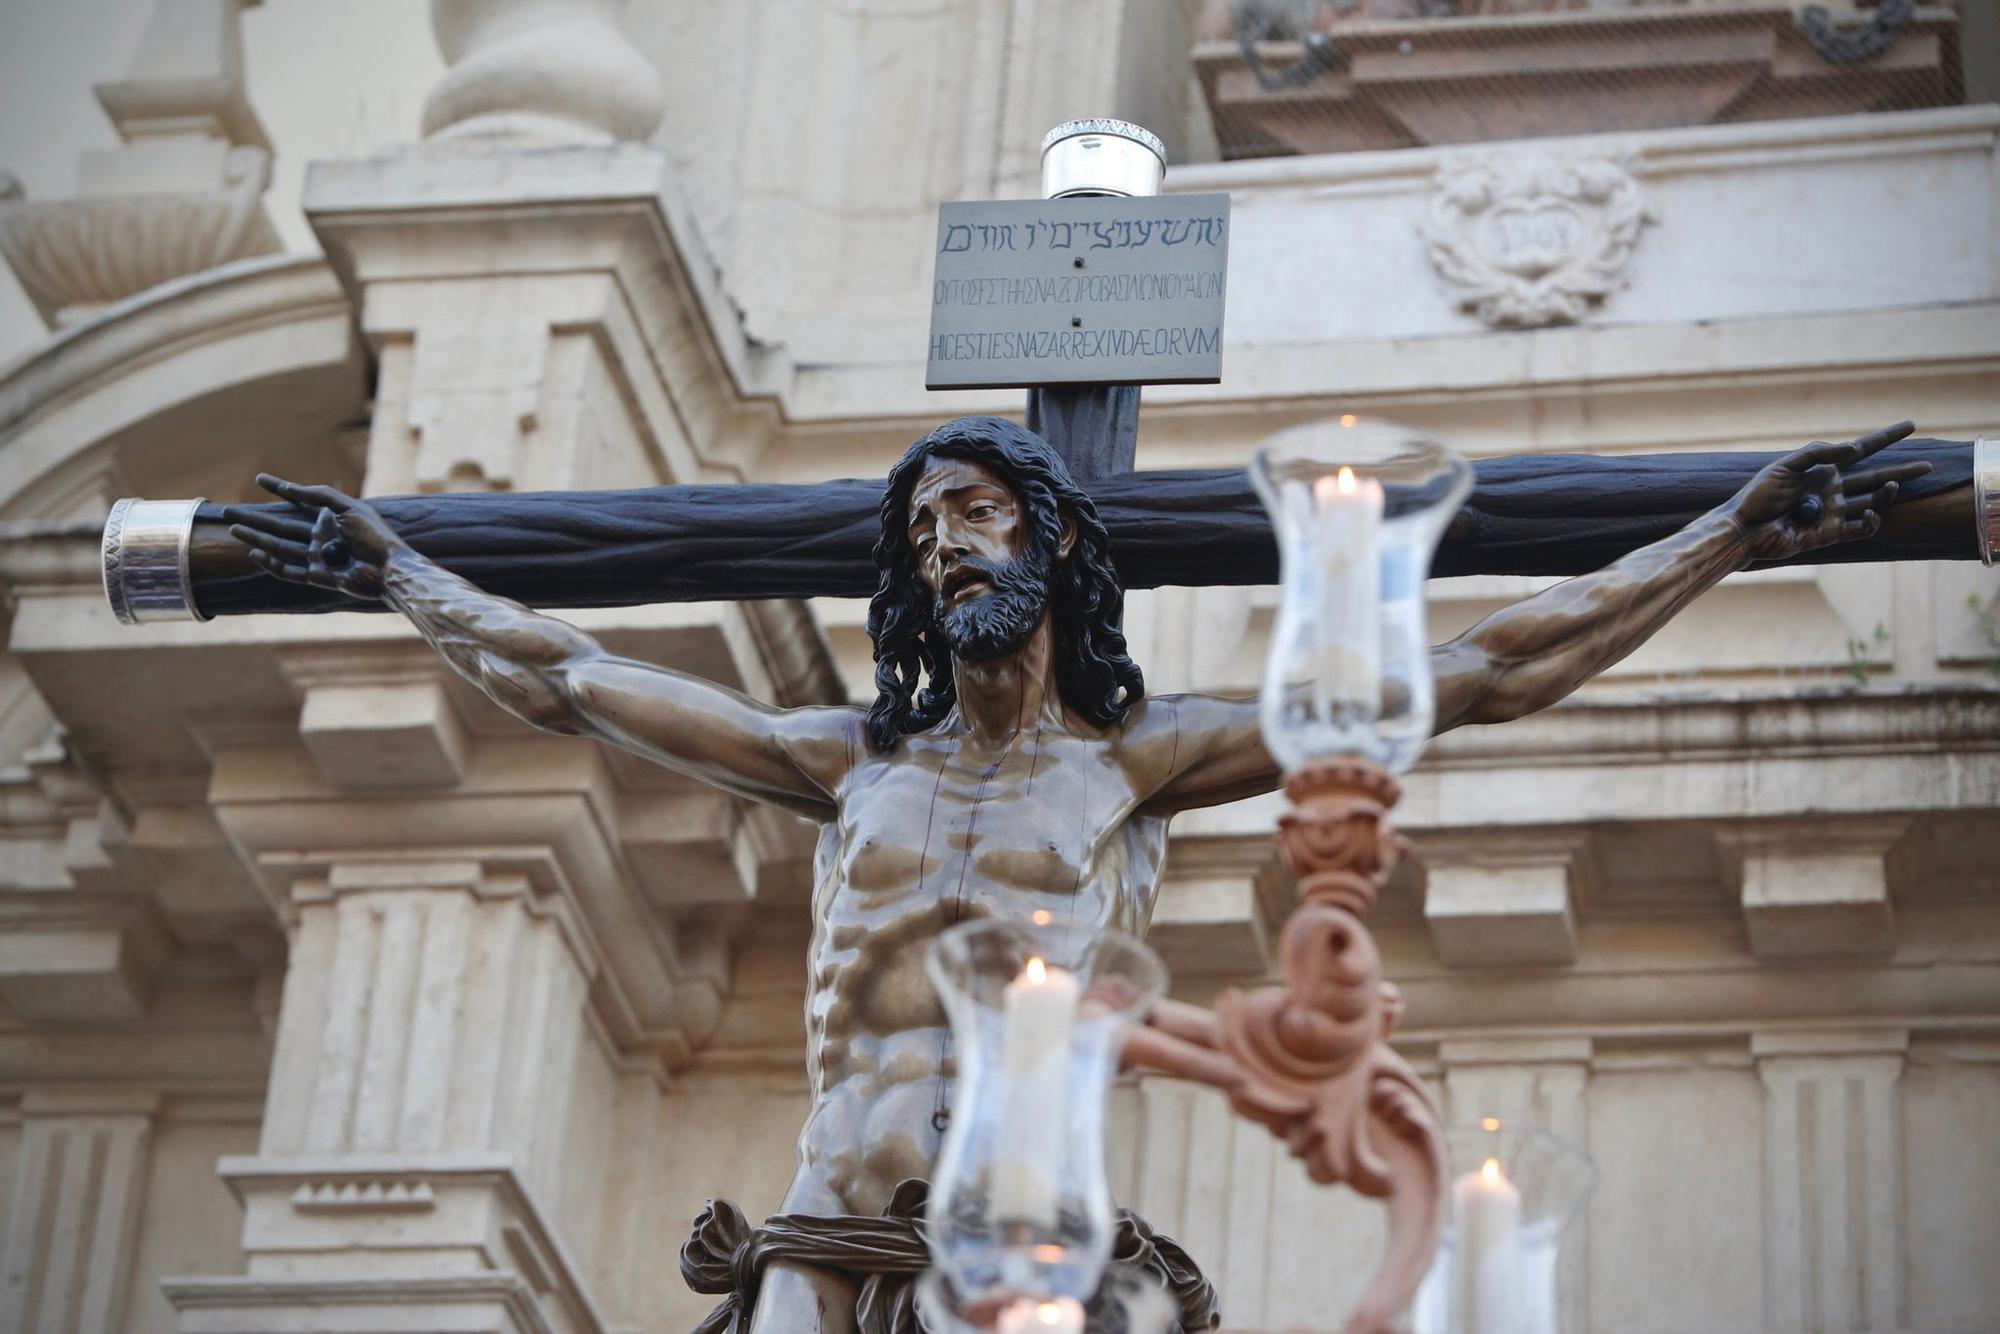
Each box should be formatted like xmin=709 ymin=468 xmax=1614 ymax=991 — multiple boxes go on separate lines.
xmin=303 ymin=137 xmax=779 ymax=492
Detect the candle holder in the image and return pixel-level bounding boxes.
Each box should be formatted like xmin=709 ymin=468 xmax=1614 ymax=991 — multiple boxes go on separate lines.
xmin=925 ymin=917 xmax=1167 ymax=1321
xmin=1121 ymin=417 xmax=1473 ymax=1333
xmin=1249 ymin=417 xmax=1475 ymax=774
xmin=1410 ymin=1121 xmax=1597 ymax=1334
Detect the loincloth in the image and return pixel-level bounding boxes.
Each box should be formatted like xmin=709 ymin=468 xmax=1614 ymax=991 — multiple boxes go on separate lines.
xmin=681 ymin=1178 xmax=1220 ymax=1333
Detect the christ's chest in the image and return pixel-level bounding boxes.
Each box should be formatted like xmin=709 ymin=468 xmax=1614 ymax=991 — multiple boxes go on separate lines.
xmin=832 ymin=733 xmax=1142 ymax=905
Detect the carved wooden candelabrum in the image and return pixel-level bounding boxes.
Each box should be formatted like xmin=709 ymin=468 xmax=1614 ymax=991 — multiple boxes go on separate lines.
xmin=1126 ymin=419 xmax=1473 ymax=1333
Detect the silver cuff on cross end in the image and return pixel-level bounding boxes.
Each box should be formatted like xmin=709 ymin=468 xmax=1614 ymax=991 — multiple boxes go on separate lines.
xmin=102 ymin=497 xmax=208 ymax=624
xmin=1976 ymin=437 xmax=1999 ymax=568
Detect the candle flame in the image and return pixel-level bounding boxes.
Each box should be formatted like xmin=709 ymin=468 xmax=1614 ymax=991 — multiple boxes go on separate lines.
xmin=1036 ymin=1303 xmax=1066 ymax=1326
xmin=1024 ymin=956 xmax=1047 ymax=985
xmin=1339 ymin=413 xmax=1357 ymax=428
xmin=1337 ymin=465 xmax=1359 ymax=495
xmin=1481 ymin=1116 xmax=1500 ymax=1132
xmin=1481 ymin=1157 xmax=1503 ymax=1185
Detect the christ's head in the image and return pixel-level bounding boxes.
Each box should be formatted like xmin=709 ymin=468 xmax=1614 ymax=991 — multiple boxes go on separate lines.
xmin=865 ymin=416 xmax=1144 ymax=751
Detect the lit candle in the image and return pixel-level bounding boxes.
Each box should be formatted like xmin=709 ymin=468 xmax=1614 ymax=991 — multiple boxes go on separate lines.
xmin=992 ymin=955 xmax=1081 ymax=1230
xmin=1311 ymin=466 xmax=1384 ymax=718
xmin=996 ymin=1296 xmax=1086 ymax=1334
xmin=1452 ymin=1153 xmax=1523 ymax=1334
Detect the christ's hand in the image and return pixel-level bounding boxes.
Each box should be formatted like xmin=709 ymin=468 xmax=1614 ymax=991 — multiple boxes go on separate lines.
xmin=1722 ymin=421 xmax=1931 ymax=562
xmin=224 ymin=475 xmax=410 ymax=602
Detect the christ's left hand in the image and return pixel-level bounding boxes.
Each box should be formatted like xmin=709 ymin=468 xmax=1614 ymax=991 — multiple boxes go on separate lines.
xmin=1723 ymin=420 xmax=1931 ymax=562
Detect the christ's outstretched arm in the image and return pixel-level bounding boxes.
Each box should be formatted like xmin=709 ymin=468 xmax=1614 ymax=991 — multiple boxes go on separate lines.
xmin=1139 ymin=423 xmax=1929 ymax=813
xmin=227 ymin=477 xmax=858 ymax=819
xmin=1430 ymin=421 xmax=1927 ymax=730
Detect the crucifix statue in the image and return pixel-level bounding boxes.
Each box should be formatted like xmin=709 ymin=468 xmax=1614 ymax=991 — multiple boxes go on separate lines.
xmin=111 ymin=121 xmax=1990 ymax=1332
xmin=222 ymin=406 xmax=1928 ymax=1330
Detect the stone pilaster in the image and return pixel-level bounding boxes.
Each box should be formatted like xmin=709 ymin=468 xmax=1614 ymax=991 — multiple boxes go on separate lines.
xmin=1440 ymin=1037 xmax=1593 ymax=1334
xmin=1754 ymin=1029 xmax=1909 ymax=1333
xmin=166 ymin=859 xmax=617 ymax=1334
xmin=0 ymin=1089 xmax=159 ymax=1334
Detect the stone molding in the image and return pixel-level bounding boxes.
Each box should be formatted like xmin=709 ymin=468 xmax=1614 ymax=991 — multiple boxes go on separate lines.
xmin=1420 ymin=151 xmax=1656 ymax=328
xmin=192 ymin=1151 xmax=609 ymax=1334
xmin=164 ymin=1272 xmax=557 ymax=1334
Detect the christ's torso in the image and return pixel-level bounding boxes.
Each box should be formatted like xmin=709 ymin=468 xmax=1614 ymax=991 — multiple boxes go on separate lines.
xmin=793 ymin=722 xmax=1168 ymax=1216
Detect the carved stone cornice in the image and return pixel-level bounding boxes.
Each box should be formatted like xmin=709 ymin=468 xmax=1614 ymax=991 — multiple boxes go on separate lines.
xmin=304 ymin=142 xmax=789 ymax=488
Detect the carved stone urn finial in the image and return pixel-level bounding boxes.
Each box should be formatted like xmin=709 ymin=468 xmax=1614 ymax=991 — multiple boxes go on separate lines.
xmin=421 ymin=0 xmax=666 ymax=147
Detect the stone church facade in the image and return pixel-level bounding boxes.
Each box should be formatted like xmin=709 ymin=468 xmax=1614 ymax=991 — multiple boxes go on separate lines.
xmin=0 ymin=2 xmax=1994 ymax=1331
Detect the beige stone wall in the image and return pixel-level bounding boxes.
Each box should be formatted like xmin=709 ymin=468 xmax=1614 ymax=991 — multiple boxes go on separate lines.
xmin=0 ymin=2 xmax=1994 ymax=1331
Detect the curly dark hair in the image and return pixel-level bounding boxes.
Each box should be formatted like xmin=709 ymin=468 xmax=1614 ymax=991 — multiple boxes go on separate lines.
xmin=865 ymin=416 xmax=1144 ymax=751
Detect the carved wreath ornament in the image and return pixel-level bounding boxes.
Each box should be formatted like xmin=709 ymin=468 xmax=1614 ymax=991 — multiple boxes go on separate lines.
xmin=1420 ymin=152 xmax=1657 ymax=329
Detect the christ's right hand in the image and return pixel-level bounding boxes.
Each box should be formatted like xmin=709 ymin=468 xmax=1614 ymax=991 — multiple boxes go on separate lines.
xmin=224 ymin=474 xmax=410 ymax=602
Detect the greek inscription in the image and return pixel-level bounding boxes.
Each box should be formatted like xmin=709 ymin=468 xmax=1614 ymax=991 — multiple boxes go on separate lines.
xmin=932 ymin=271 xmax=1227 ymax=308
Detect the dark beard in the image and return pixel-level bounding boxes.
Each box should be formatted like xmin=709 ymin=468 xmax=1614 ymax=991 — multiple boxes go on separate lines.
xmin=932 ymin=550 xmax=1050 ymax=663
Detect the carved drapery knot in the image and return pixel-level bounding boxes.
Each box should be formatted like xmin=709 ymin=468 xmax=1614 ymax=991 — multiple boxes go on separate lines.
xmin=1277 ymin=759 xmax=1406 ymax=914
xmin=1421 ymin=150 xmax=1657 ymax=329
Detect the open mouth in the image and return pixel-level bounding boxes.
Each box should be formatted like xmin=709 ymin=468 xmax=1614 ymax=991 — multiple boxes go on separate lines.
xmin=941 ymin=567 xmax=990 ymax=604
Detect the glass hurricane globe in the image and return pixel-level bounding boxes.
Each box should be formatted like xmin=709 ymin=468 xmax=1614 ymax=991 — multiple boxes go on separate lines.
xmin=923 ymin=917 xmax=1166 ymax=1316
xmin=1248 ymin=416 xmax=1473 ymax=775
xmin=1412 ymin=1120 xmax=1598 ymax=1334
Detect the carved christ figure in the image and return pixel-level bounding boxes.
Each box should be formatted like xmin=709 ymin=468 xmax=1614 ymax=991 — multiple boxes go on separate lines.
xmin=227 ymin=415 xmax=1923 ymax=1329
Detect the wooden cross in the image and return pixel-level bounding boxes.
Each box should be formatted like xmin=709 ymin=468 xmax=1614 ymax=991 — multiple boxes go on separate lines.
xmin=167 ymin=124 xmax=1981 ymax=620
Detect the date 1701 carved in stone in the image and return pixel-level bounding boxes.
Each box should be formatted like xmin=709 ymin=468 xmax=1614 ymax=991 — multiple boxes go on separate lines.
xmin=1421 ymin=152 xmax=1657 ymax=329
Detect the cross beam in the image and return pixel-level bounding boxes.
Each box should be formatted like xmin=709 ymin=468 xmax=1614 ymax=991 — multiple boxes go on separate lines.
xmin=173 ymin=439 xmax=1977 ymax=618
